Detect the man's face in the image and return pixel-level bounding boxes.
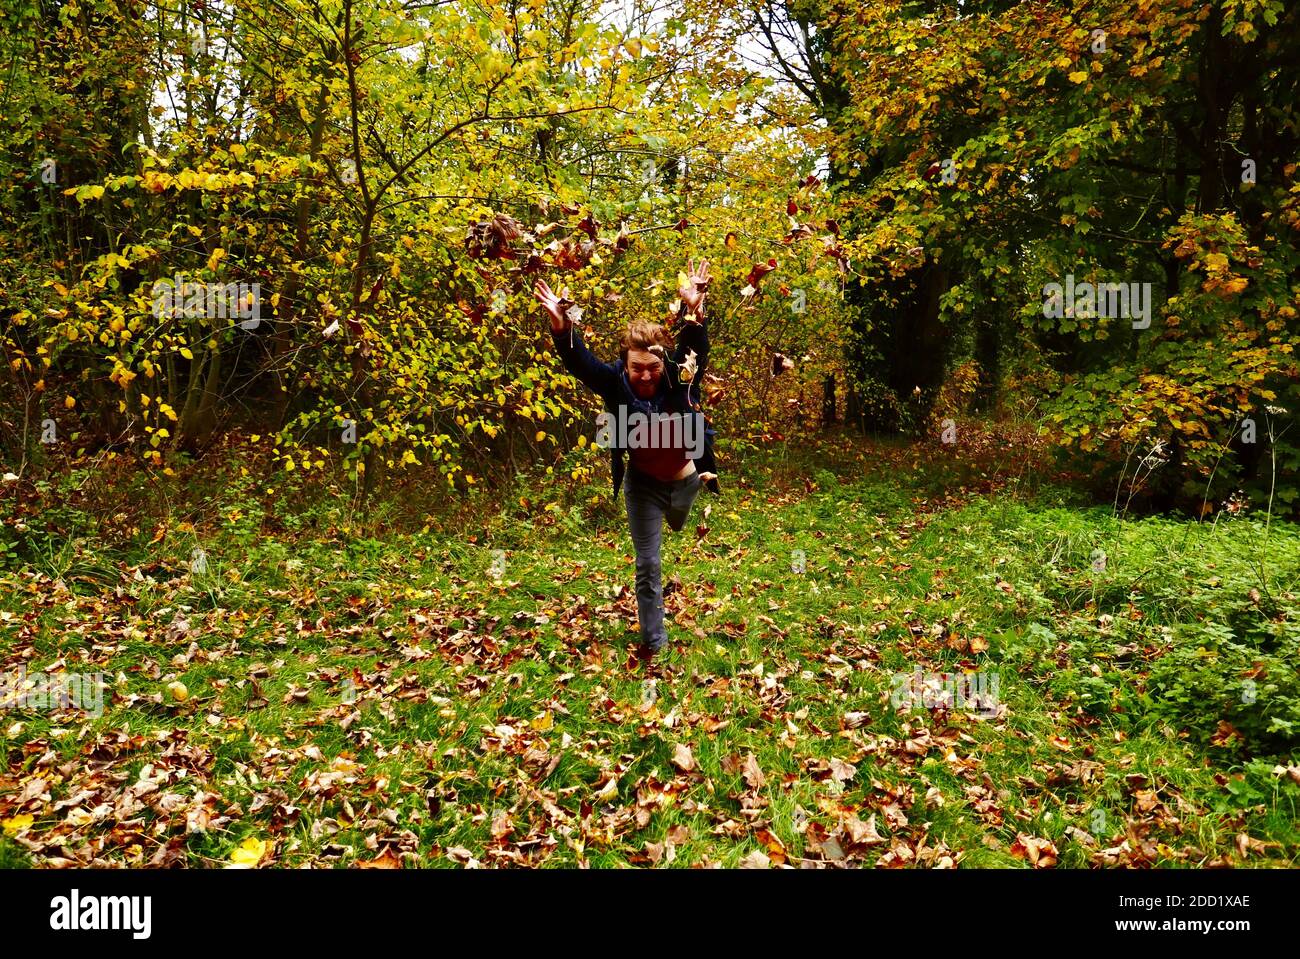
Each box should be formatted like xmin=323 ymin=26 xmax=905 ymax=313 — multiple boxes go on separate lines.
xmin=626 ymin=348 xmax=663 ymax=399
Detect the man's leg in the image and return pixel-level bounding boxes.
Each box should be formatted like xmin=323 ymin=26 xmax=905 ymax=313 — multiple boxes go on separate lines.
xmin=624 ymin=468 xmax=670 ymax=651
xmin=665 ymin=470 xmax=703 ymax=533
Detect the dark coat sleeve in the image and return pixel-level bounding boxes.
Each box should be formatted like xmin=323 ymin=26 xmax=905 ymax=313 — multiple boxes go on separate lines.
xmin=671 ymin=302 xmax=720 ymax=495
xmin=670 ymin=301 xmax=709 ymax=410
xmin=550 ymin=324 xmax=619 ymax=399
xmin=671 ymin=302 xmax=709 ymax=370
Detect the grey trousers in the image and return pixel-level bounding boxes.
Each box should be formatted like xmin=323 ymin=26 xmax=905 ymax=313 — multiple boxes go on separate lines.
xmin=623 ymin=464 xmax=703 ymax=651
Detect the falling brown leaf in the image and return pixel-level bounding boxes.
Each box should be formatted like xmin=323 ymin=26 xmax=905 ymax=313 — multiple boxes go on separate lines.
xmin=745 ymin=258 xmax=778 ymax=290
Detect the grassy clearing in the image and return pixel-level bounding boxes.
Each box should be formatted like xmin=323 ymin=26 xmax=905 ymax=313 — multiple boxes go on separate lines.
xmin=2 ymin=430 xmax=1298 ymax=867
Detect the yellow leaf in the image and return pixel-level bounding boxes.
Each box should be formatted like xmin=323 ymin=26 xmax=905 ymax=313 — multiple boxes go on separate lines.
xmin=64 ymin=395 xmax=76 ymax=409
xmin=207 ymin=248 xmax=226 ymax=272
xmin=1068 ymin=71 xmax=1088 ymax=83
xmin=531 ymin=711 xmax=553 ymax=731
xmin=2 ymin=814 xmax=34 ymax=835
xmin=227 ymin=836 xmax=268 ymax=868
xmin=180 ymin=347 xmax=194 ymax=360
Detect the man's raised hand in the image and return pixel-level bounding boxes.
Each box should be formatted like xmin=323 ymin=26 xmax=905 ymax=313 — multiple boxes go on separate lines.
xmin=534 ymin=279 xmax=573 ymax=333
xmin=678 ymin=257 xmax=711 ymax=322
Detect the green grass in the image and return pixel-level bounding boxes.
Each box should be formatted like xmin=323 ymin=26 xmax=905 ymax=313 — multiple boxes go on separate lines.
xmin=1 ymin=433 xmax=1298 ymax=868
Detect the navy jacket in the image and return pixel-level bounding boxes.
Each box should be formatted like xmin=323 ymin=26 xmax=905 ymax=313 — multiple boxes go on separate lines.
xmin=551 ymin=303 xmax=720 ymax=501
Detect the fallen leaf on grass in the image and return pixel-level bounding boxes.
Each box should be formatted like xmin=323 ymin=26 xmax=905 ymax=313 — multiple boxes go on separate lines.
xmin=226 ymin=836 xmax=268 ymax=868
xmin=672 ymin=743 xmax=696 ymax=772
xmin=2 ymin=814 xmax=33 ymax=836
xmin=491 ymin=810 xmax=514 ymax=840
xmin=843 ymin=814 xmax=885 ymax=846
xmin=741 ymin=752 xmax=765 ymax=790
xmin=1009 ymin=833 xmax=1058 ymax=868
xmin=357 ymin=848 xmax=402 ymax=869
xmin=829 ymin=758 xmax=857 ymax=784
xmin=1235 ymin=833 xmax=1268 ymax=859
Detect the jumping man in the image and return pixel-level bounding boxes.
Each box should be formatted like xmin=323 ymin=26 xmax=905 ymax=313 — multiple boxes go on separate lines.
xmin=534 ymin=258 xmax=719 ymax=657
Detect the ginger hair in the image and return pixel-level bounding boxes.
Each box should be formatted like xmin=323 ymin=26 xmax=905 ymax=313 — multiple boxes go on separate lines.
xmin=619 ymin=320 xmax=672 ymax=365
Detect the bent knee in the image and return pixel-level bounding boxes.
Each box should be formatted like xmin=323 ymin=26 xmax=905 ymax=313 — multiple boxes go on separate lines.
xmin=635 ymin=552 xmax=661 ymax=576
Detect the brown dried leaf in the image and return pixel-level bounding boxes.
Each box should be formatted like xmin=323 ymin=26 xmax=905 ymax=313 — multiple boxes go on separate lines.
xmin=672 ymin=743 xmax=696 ymax=773
xmin=741 ymin=752 xmax=765 ymax=790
